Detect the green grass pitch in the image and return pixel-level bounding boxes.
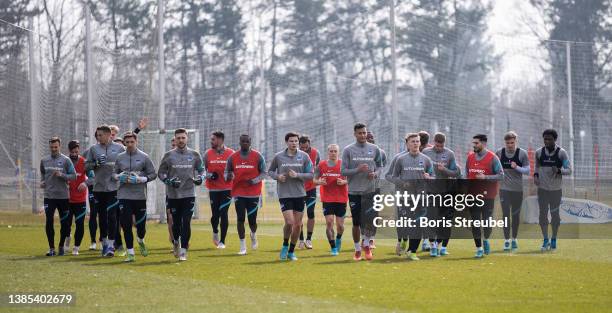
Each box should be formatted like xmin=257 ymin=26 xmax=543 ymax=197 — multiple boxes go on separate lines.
xmin=0 ymin=212 xmax=611 ymax=313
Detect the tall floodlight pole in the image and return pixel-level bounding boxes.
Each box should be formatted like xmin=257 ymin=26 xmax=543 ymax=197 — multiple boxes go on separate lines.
xmin=85 ymin=4 xmax=95 ymax=147
xmin=28 ymin=17 xmax=38 ymax=214
xmin=390 ymin=0 xmax=399 ymax=153
xmin=158 ymin=0 xmax=167 ymax=221
xmin=566 ymin=41 xmax=575 ymax=193
xmin=259 ymin=40 xmax=266 ymax=157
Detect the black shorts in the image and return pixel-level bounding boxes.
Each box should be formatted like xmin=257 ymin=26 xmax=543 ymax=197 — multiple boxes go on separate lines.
xmin=44 ymin=198 xmax=70 ymax=217
xmin=348 ymin=193 xmax=376 ymax=227
xmin=118 ymin=199 xmax=147 ymax=218
xmin=167 ymin=197 xmax=196 ymax=216
xmin=500 ymin=189 xmax=524 ymax=216
xmin=537 ymin=189 xmax=562 ymax=210
xmin=304 ymin=189 xmax=317 ymax=219
xmin=69 ymin=202 xmax=87 ymax=221
xmin=235 ymin=197 xmax=260 ymax=222
xmin=322 ymin=202 xmax=346 ymax=217
xmin=87 ymin=185 xmax=95 ymax=207
xmin=165 ymin=196 xmax=172 ymax=219
xmin=280 ymin=197 xmax=305 ymax=213
xmin=210 ymin=190 xmax=232 ymax=212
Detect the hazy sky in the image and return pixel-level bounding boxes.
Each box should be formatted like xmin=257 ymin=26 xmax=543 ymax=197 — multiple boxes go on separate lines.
xmin=488 ymin=0 xmax=549 ymax=84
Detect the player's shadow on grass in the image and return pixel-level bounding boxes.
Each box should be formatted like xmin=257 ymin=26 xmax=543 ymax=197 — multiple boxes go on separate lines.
xmin=184 ymin=248 xmax=217 ymax=252
xmin=369 ymin=257 xmax=437 ymax=264
xmin=199 ymin=253 xmax=244 ymax=258
xmin=243 ymin=260 xmax=289 ymax=265
xmin=130 ymin=259 xmax=178 ymax=266
xmin=81 ymin=260 xmax=130 ymax=266
xmin=147 ymin=247 xmax=175 ymax=251
xmin=8 ymin=255 xmax=49 ymax=261
xmin=300 ymin=254 xmax=339 ymax=259
xmin=314 ymin=258 xmax=359 ymax=265
xmin=147 ymin=251 xmax=176 ymax=256
xmin=52 ymin=255 xmax=106 ymax=262
xmin=512 ymin=250 xmax=549 ymax=255
xmin=443 ymin=257 xmax=491 ymax=261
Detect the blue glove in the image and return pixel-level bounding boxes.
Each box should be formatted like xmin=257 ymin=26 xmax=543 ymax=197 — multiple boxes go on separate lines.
xmin=119 ymin=173 xmax=128 ymax=184
xmin=129 ymin=174 xmax=138 ymax=184
xmin=164 ymin=177 xmax=181 ymax=188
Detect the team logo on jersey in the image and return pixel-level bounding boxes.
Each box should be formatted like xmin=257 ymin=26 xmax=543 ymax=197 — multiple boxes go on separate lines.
xmin=418 ymin=161 xmax=423 ymax=166
xmin=368 ymin=149 xmax=373 ymax=155
xmin=187 ymin=156 xmax=193 ymax=162
xmin=297 ymin=155 xmax=303 ymax=161
xmin=406 ymin=166 xmax=425 ymax=171
xmin=57 ymin=161 xmax=62 ymax=166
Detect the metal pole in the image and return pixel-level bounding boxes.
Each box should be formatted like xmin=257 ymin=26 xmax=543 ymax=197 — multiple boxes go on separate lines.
xmin=18 ymin=158 xmax=23 ymax=210
xmin=158 ymin=0 xmax=165 ymax=133
xmin=389 ymin=0 xmax=399 ymax=154
xmin=158 ymin=0 xmax=167 ymax=222
xmin=259 ymin=40 xmax=266 ymax=155
xmin=28 ymin=16 xmax=38 ymax=214
xmin=193 ymin=130 xmax=200 ymax=220
xmin=491 ymin=114 xmax=496 ymax=151
xmin=566 ymin=41 xmax=575 ymax=191
xmin=85 ymin=5 xmax=95 ymax=146
xmin=548 ymin=72 xmax=554 ymax=128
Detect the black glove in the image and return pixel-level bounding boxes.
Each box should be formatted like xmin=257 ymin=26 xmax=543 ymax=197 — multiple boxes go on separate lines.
xmin=164 ymin=177 xmax=182 ymax=188
xmin=97 ymin=154 xmax=107 ymax=166
xmin=193 ymin=175 xmax=203 ymax=186
xmin=206 ymin=172 xmax=219 ymax=181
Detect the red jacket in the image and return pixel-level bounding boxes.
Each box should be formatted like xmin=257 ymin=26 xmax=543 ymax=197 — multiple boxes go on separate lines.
xmin=303 ymin=147 xmax=320 ymax=192
xmin=69 ymin=156 xmax=88 ymax=203
xmin=318 ymin=160 xmax=348 ymax=203
xmin=204 ymin=147 xmax=234 ymax=191
xmin=229 ymin=150 xmax=264 ymax=197
xmin=466 ymin=151 xmax=499 ymax=199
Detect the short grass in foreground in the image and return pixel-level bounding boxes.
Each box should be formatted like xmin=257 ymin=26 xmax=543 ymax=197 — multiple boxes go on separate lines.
xmin=0 ymin=213 xmax=611 ymax=313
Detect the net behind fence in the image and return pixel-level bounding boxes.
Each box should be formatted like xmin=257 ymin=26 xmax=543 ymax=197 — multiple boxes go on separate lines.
xmin=0 ymin=1 xmax=610 ymax=224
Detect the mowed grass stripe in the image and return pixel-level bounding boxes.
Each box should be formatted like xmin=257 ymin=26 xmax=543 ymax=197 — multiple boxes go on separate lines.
xmin=0 ymin=252 xmax=397 ymax=313
xmin=1 ymin=224 xmax=611 ymax=313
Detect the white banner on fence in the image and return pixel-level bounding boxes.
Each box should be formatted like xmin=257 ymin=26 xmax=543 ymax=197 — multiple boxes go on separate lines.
xmin=522 ymin=196 xmax=612 ymax=224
